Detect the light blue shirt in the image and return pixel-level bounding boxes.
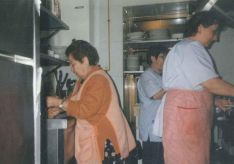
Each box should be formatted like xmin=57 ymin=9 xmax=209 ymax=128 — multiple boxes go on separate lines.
xmin=163 ymin=39 xmax=218 ymax=90
xmin=137 ymin=68 xmax=162 ymax=142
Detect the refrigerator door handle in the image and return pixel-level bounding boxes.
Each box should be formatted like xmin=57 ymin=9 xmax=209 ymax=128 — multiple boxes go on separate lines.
xmin=0 ymin=53 xmax=13 ymax=62
xmin=0 ymin=53 xmax=34 ymax=66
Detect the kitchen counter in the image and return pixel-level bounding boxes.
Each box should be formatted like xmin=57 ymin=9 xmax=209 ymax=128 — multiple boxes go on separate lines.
xmin=47 ymin=117 xmax=76 ymax=164
xmin=214 ymin=111 xmax=234 ymax=156
xmin=47 ymin=118 xmax=68 ymax=164
xmin=47 ymin=118 xmax=67 ymax=130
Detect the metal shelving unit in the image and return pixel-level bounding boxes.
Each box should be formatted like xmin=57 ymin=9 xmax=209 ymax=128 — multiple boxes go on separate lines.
xmin=40 ymin=53 xmax=69 ymax=66
xmin=123 ymin=1 xmax=192 ymax=73
xmin=124 ymin=70 xmax=144 ymax=74
xmin=124 ymin=38 xmax=182 ymax=44
xmin=40 ymin=6 xmax=69 ymax=66
xmin=122 ymin=2 xmax=193 ymax=141
xmin=40 ymin=6 xmax=69 ymax=31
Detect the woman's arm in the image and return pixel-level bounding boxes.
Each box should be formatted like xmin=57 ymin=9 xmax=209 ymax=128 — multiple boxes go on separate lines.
xmin=151 ymin=89 xmax=166 ymax=100
xmin=202 ymin=77 xmax=234 ymax=97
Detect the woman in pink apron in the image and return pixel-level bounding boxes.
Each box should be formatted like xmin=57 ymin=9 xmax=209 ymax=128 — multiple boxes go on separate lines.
xmin=161 ymin=11 xmax=234 ymax=164
xmin=47 ymin=40 xmax=136 ymax=164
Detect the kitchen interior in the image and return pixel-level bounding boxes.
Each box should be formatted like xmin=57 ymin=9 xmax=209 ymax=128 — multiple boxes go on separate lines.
xmin=0 ymin=0 xmax=234 ymax=164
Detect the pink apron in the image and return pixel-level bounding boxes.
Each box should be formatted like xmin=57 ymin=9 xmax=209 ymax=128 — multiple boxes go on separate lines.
xmin=163 ymin=89 xmax=213 ymax=164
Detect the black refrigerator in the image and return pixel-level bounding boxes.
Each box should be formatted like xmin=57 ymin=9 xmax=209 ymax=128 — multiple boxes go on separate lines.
xmin=0 ymin=0 xmax=41 ymax=163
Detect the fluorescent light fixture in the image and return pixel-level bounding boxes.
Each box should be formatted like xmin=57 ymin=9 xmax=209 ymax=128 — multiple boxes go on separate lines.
xmin=202 ymin=0 xmax=218 ymax=11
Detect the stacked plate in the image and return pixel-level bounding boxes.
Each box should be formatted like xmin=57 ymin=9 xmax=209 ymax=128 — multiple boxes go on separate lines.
xmin=148 ymin=29 xmax=169 ymax=40
xmin=171 ymin=33 xmax=184 ymax=39
xmin=127 ymin=32 xmax=144 ymax=41
xmin=126 ymin=55 xmax=139 ymax=71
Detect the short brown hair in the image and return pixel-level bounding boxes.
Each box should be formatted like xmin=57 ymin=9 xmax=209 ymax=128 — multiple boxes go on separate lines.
xmin=65 ymin=40 xmax=99 ymax=65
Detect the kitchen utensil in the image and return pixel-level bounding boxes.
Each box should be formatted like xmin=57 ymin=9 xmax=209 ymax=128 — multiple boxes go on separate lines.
xmin=55 ymin=70 xmax=62 ymax=96
xmin=66 ymin=78 xmax=76 ymax=96
xmin=54 ymin=71 xmax=69 ymax=97
xmin=61 ymin=72 xmax=69 ymax=89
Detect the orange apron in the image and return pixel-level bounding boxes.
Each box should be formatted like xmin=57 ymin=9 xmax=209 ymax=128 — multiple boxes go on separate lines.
xmin=163 ymin=89 xmax=213 ymax=164
xmin=70 ymin=70 xmax=136 ymax=164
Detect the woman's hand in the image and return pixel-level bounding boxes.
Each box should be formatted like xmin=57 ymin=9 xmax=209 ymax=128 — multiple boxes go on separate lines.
xmin=47 ymin=107 xmax=63 ymax=119
xmin=215 ymin=97 xmax=233 ymax=111
xmin=47 ymin=96 xmax=63 ymax=108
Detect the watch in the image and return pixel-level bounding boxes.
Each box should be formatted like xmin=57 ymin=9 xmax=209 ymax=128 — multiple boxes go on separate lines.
xmin=58 ymin=99 xmax=66 ymax=111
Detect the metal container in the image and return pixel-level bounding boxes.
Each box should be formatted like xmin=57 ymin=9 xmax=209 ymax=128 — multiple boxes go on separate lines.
xmin=124 ymin=74 xmax=138 ymax=123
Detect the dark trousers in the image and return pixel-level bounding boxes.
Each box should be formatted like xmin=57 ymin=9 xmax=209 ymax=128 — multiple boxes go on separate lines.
xmin=142 ymin=139 xmax=164 ymax=164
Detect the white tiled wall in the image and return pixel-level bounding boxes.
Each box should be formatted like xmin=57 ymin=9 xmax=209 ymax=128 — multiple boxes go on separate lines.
xmin=89 ymin=0 xmax=124 ymax=104
xmin=49 ymin=0 xmax=90 ymax=46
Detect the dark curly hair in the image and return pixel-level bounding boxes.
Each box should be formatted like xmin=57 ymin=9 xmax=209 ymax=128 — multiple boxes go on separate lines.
xmin=184 ymin=11 xmax=223 ymax=38
xmin=65 ymin=39 xmax=99 ymax=65
xmin=146 ymin=45 xmax=169 ymax=65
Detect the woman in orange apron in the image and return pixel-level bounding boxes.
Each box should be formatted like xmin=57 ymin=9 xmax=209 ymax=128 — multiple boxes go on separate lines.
xmin=161 ymin=11 xmax=234 ymax=164
xmin=47 ymin=40 xmax=136 ymax=164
